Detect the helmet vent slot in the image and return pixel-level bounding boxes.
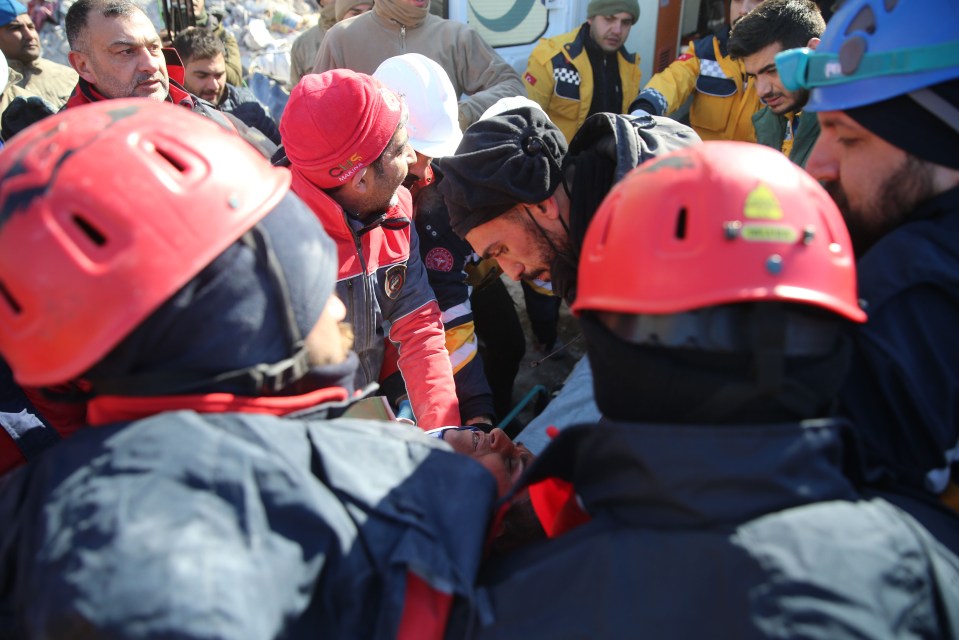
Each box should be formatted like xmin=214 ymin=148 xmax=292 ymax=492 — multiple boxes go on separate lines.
xmin=674 ymin=207 xmax=688 ymax=240
xmin=153 ymin=146 xmax=189 ymax=174
xmin=72 ymin=215 xmax=107 ymax=247
xmin=0 ymin=281 xmax=22 ymax=314
xmin=845 ymin=5 xmax=876 ymax=36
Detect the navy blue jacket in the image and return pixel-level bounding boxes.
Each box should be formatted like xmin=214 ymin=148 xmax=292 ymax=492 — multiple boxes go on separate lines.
xmin=0 ymin=359 xmax=58 ymax=474
xmin=0 ymin=411 xmax=497 ymax=638
xmin=840 ymin=186 xmax=959 ymax=497
xmin=447 ymin=419 xmax=959 ymax=638
xmin=219 ymin=83 xmax=281 ymax=146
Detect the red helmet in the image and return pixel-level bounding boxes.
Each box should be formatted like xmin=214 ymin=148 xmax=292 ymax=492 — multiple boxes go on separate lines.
xmin=0 ymin=99 xmax=291 ymax=386
xmin=573 ymin=141 xmax=866 ymax=323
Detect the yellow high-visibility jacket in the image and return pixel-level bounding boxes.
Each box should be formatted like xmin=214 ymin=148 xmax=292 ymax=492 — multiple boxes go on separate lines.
xmin=634 ymin=31 xmax=760 ymax=142
xmin=523 ymin=23 xmax=642 ymax=143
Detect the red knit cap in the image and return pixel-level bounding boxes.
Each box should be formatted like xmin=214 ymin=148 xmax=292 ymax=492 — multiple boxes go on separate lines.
xmin=280 ymin=69 xmax=404 ymax=189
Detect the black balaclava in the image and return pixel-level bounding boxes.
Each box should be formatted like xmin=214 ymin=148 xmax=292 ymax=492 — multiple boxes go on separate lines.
xmin=579 ymin=306 xmax=853 ymax=425
xmin=86 ymin=191 xmax=356 ymax=397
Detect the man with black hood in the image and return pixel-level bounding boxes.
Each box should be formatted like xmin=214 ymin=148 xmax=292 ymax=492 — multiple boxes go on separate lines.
xmin=438 ymin=109 xmax=700 ymax=305
xmin=437 ymin=109 xmax=699 ymax=439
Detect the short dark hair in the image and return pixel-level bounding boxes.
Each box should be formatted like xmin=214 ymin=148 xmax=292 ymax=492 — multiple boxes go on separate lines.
xmin=172 ymin=27 xmax=225 ymax=64
xmin=727 ymin=0 xmax=825 ymax=59
xmin=65 ymin=0 xmax=145 ymax=50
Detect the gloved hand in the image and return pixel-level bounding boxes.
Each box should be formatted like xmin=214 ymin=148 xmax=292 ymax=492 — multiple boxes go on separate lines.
xmin=1 ymin=95 xmax=56 ymax=141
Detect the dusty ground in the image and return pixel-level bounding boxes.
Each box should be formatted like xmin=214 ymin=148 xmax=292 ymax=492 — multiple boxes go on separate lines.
xmin=498 ymin=278 xmax=587 ymax=437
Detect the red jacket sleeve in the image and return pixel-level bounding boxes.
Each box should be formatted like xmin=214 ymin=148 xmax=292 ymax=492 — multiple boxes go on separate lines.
xmin=389 ymin=299 xmax=461 ymax=429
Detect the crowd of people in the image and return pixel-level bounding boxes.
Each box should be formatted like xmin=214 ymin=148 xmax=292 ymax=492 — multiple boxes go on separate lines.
xmin=0 ymin=0 xmax=958 ymax=637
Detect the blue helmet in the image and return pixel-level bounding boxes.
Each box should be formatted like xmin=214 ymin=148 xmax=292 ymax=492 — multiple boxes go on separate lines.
xmin=775 ymin=0 xmax=959 ymax=112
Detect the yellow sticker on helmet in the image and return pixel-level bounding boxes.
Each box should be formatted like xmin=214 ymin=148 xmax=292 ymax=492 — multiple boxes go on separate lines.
xmin=741 ymin=224 xmax=799 ymax=243
xmin=744 ymin=184 xmax=783 ymax=220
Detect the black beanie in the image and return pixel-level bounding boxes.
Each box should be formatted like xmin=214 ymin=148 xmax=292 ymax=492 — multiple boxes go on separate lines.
xmin=845 ymin=78 xmax=959 ymax=171
xmin=437 ymin=106 xmax=568 ymax=239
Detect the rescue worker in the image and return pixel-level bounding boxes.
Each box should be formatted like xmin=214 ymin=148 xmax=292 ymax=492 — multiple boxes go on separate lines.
xmin=522 ymin=0 xmax=643 ymax=143
xmin=276 ymin=68 xmax=461 ymax=428
xmin=173 ymin=27 xmax=280 ymax=145
xmin=628 ymin=0 xmax=762 ymax=141
xmin=189 ymin=0 xmax=242 ymax=86
xmin=372 ymin=53 xmax=501 ymax=426
xmin=438 ymin=107 xmax=699 ymax=443
xmin=0 ymin=99 xmax=498 ymax=637
xmin=446 ymin=142 xmax=959 ymax=639
xmin=782 ymin=0 xmax=959 ymax=510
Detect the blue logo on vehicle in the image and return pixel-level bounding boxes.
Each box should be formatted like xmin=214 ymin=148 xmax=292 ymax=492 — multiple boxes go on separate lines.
xmin=469 ymin=0 xmax=538 ymax=32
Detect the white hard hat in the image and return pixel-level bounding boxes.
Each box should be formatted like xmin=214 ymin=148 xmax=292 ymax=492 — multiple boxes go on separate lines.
xmin=0 ymin=51 xmax=8 ymax=97
xmin=479 ymin=96 xmax=551 ymax=122
xmin=373 ymin=53 xmax=462 ymax=158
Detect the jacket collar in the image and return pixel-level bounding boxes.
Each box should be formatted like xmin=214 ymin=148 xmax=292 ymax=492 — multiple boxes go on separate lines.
xmin=911 ymin=183 xmax=959 ymax=225
xmin=288 ymin=166 xmax=414 ymax=278
xmin=6 ymin=58 xmax=35 ymax=75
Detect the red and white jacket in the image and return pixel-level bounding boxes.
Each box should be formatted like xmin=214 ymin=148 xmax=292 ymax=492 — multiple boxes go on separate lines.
xmin=290 ymin=169 xmax=460 ymax=429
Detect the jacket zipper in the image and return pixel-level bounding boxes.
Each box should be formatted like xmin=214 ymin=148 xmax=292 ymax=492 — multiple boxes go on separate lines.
xmin=348 ymin=219 xmax=377 ymax=384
